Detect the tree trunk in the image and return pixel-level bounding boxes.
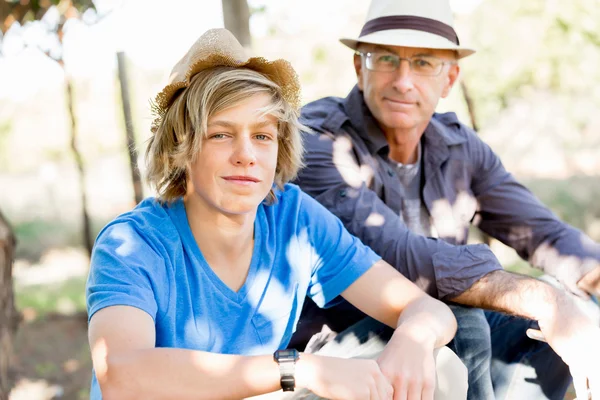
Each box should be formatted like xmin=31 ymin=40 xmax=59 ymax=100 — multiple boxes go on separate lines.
xmin=0 ymin=210 xmax=18 ymax=399
xmin=221 ymin=0 xmax=251 ymax=48
xmin=460 ymin=78 xmax=492 ymax=246
xmin=65 ymin=76 xmax=93 ymax=255
xmin=116 ymin=51 xmax=143 ymax=205
xmin=460 ymin=79 xmax=479 ymax=133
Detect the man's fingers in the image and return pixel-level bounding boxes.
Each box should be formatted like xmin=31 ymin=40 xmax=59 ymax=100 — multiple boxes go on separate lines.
xmin=587 ymin=368 xmax=600 ymax=400
xmin=566 ymin=280 xmax=592 ymax=299
xmin=577 ymin=265 xmax=600 ymax=297
xmin=526 ymin=328 xmax=546 ymax=342
xmin=571 ymin=371 xmax=589 ymax=400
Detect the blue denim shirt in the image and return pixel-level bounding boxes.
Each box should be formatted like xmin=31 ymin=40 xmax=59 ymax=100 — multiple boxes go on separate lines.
xmin=289 ymin=86 xmax=600 ymax=346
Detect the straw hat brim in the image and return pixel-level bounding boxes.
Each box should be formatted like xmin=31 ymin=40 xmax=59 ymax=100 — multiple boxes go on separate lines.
xmin=154 ymin=54 xmax=302 ymax=113
xmin=341 ymin=29 xmax=475 ymax=59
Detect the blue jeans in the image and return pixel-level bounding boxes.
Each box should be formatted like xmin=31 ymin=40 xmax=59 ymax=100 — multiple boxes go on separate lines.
xmin=447 ymin=305 xmax=572 ymax=400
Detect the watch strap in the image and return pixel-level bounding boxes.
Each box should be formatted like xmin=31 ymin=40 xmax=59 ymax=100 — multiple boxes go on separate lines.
xmin=274 ymin=349 xmax=299 ymax=392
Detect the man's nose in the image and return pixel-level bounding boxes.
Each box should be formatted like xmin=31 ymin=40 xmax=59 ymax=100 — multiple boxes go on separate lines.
xmin=391 ymin=59 xmax=415 ymax=93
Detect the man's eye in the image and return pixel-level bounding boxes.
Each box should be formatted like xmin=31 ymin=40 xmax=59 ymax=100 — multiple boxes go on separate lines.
xmin=413 ymin=58 xmax=434 ymax=68
xmin=377 ymin=55 xmax=396 ymax=64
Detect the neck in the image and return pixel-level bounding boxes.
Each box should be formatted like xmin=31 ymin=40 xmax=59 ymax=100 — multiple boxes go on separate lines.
xmin=183 ymin=196 xmax=256 ymax=267
xmin=381 ymin=124 xmax=426 ymax=164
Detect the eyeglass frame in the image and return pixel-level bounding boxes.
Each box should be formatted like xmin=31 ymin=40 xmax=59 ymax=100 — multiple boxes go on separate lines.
xmin=355 ymin=50 xmax=457 ymax=77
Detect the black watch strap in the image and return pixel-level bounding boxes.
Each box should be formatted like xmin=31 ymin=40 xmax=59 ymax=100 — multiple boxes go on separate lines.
xmin=273 ymin=349 xmax=299 ymax=392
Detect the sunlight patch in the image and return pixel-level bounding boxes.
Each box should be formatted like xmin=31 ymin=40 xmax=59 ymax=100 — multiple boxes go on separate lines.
xmin=110 ymin=224 xmax=136 ymax=257
xmin=430 ymin=191 xmax=476 ymax=242
xmin=332 ymin=135 xmax=375 ymax=188
xmin=285 ymin=228 xmax=318 ymax=285
xmin=365 ymin=212 xmax=385 ymax=227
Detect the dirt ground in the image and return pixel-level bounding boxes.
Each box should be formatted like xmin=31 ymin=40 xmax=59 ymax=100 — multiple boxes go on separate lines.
xmin=9 ymin=313 xmax=92 ymax=400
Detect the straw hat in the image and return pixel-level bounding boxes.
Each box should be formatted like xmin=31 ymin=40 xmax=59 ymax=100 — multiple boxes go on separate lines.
xmin=340 ymin=0 xmax=475 ymax=59
xmin=153 ymin=28 xmax=301 ymax=118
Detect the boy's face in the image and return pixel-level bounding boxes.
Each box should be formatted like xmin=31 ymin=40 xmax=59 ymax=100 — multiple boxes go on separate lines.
xmin=186 ymin=93 xmax=279 ymax=215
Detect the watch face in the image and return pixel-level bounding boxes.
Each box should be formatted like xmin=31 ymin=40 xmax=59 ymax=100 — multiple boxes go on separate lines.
xmin=275 ymin=348 xmax=299 ymax=361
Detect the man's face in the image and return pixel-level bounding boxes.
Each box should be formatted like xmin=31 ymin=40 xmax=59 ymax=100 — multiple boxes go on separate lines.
xmin=354 ymin=44 xmax=460 ymax=133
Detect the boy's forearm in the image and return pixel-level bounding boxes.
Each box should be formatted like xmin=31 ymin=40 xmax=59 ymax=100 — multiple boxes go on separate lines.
xmin=100 ymin=348 xmax=282 ymax=400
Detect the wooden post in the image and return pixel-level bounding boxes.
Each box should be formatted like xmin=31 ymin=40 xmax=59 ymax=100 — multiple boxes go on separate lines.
xmin=116 ymin=51 xmax=143 ymax=205
xmin=460 ymin=78 xmax=492 ymax=245
xmin=460 ymin=80 xmax=479 ymax=132
xmin=65 ymin=76 xmax=94 ymax=255
xmin=0 ymin=210 xmax=18 ymax=399
xmin=221 ymin=0 xmax=251 ymax=48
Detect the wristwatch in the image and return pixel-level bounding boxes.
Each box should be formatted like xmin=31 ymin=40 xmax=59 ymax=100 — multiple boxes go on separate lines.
xmin=273 ymin=349 xmax=300 ymax=392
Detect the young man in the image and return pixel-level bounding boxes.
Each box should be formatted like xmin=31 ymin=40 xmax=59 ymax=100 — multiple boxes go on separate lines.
xmin=290 ymin=0 xmax=600 ymax=399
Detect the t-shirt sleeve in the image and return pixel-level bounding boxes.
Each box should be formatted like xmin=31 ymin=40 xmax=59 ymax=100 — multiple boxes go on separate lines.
xmin=86 ymin=221 xmax=169 ymax=323
xmin=299 ymin=190 xmax=381 ymax=308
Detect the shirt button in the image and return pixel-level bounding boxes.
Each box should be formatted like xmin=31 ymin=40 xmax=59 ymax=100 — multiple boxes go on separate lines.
xmin=387 ymin=169 xmax=394 ymax=176
xmin=339 ymin=189 xmax=347 ymax=198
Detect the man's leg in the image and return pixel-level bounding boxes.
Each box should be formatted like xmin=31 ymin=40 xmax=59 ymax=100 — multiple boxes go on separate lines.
xmin=486 ymin=311 xmax=572 ymax=400
xmin=446 ymin=305 xmax=495 ymax=399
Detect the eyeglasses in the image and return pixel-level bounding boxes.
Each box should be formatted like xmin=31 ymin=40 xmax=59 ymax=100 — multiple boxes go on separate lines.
xmin=356 ymin=51 xmax=455 ymax=76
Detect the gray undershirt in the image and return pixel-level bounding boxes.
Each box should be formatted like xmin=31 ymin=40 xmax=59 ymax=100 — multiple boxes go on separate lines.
xmin=389 ymin=142 xmax=432 ymax=237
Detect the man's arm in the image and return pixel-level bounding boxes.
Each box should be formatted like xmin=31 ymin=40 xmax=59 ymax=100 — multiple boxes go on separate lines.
xmin=452 ymin=269 xmax=600 ymax=397
xmin=295 ymin=130 xmax=502 ymax=300
xmin=451 ymin=269 xmax=555 ymax=320
xmin=467 ymin=130 xmax=600 ymax=296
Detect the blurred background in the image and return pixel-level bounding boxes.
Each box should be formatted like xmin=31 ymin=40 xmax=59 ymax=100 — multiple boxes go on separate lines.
xmin=0 ymin=0 xmax=598 ymax=398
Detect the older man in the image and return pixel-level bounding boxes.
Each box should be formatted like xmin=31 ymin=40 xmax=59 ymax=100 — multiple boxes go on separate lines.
xmin=289 ymin=0 xmax=600 ymax=399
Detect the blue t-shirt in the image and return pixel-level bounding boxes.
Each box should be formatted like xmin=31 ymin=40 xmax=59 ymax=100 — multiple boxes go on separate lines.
xmin=86 ymin=184 xmax=380 ymax=399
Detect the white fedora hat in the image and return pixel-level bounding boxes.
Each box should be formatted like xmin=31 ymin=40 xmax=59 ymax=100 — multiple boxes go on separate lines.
xmin=340 ymin=0 xmax=475 ymax=59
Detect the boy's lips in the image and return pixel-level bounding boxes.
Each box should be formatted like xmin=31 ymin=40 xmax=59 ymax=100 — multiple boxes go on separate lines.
xmin=222 ymin=175 xmax=261 ymax=184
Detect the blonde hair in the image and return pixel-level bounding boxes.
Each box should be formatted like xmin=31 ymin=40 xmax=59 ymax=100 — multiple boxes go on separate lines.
xmin=146 ymin=67 xmax=305 ymax=203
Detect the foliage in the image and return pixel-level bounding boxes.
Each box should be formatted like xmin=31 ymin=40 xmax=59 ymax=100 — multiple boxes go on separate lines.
xmin=523 ymin=176 xmax=600 ymax=240
xmin=1 ymin=0 xmax=95 ymax=34
xmin=461 ymin=0 xmax=600 ymax=129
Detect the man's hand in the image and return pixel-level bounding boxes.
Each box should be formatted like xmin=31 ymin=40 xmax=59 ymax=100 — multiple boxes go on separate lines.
xmin=377 ymin=324 xmax=437 ymax=400
xmin=296 ymin=353 xmax=393 ymax=400
xmin=536 ymin=292 xmax=600 ymax=400
xmin=577 ymin=263 xmax=600 ymax=298
xmin=533 ymin=242 xmax=600 ymax=299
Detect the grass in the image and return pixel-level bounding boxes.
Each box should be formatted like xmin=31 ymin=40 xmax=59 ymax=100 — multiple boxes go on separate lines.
xmin=15 ymin=276 xmax=87 ymax=318
xmin=13 ymin=219 xmax=83 ymax=262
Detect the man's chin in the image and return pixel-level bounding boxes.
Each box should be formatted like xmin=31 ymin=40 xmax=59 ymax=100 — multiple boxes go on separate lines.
xmin=380 ymin=115 xmax=417 ymax=131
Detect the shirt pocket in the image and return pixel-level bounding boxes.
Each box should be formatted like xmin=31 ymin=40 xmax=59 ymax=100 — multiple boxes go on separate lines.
xmin=252 ymin=282 xmax=299 ymax=350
